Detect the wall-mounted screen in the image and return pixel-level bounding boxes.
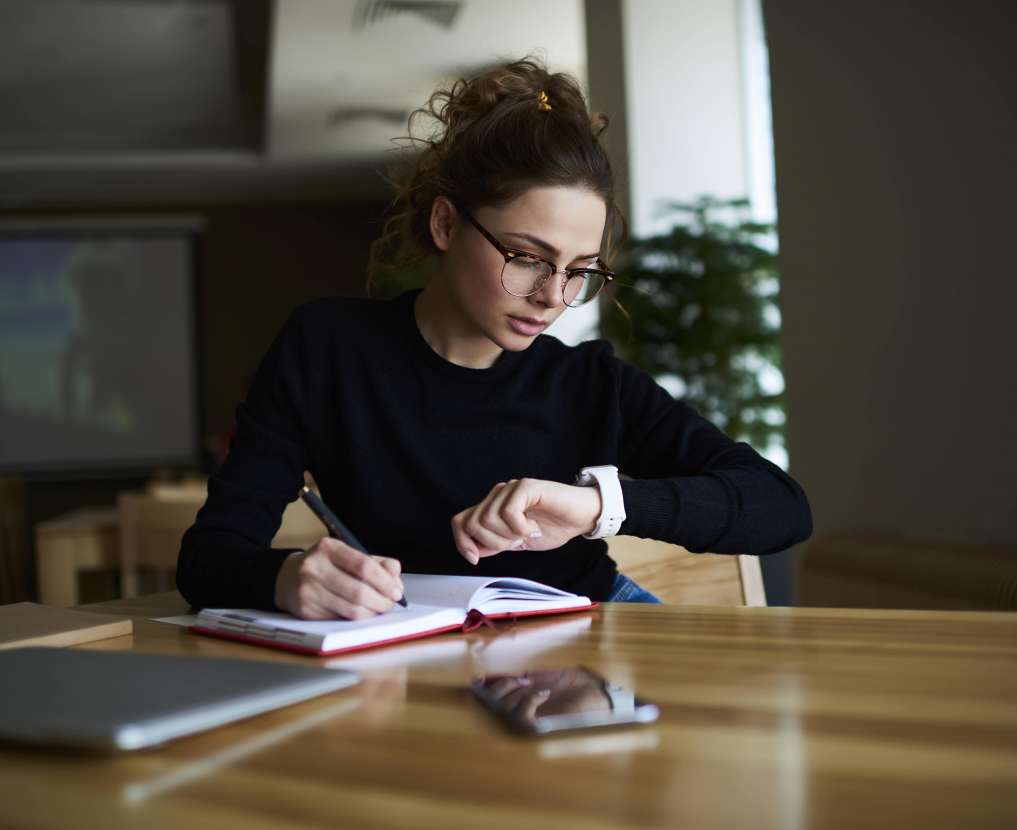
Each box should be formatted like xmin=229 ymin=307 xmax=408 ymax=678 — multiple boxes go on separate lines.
xmin=0 ymin=233 xmax=198 ymax=474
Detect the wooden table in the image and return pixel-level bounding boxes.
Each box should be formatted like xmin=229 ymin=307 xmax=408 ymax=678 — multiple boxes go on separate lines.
xmin=1 ymin=594 xmax=1015 ymax=829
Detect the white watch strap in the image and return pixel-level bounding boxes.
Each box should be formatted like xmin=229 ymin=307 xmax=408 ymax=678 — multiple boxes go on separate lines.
xmin=575 ymin=465 xmax=626 ymax=539
xmin=602 ymin=682 xmax=635 ymax=714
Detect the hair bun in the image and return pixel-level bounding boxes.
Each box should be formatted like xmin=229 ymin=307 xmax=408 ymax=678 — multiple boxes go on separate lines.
xmin=367 ymin=55 xmax=627 ymax=295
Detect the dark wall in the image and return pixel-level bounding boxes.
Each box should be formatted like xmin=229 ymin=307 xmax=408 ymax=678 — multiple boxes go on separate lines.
xmin=194 ymin=203 xmax=387 ymax=441
xmin=3 ymin=199 xmax=389 ymax=600
xmin=763 ymin=0 xmax=1017 ymax=601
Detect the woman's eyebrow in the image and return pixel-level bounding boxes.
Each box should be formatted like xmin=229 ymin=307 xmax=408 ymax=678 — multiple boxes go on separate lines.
xmin=502 ymin=231 xmax=601 ymax=262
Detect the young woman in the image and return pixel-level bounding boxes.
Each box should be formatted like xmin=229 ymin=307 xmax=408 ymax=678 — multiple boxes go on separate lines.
xmin=177 ymin=58 xmax=812 ymax=619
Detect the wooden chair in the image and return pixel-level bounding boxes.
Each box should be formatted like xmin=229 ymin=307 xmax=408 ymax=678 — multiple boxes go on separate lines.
xmin=35 ymin=508 xmax=120 ymax=606
xmin=117 ymin=480 xmax=324 ymax=598
xmin=606 ymin=535 xmax=766 ymax=606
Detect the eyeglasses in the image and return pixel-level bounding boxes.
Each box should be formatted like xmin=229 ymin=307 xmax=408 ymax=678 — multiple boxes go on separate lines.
xmin=455 ymin=204 xmax=615 ymax=308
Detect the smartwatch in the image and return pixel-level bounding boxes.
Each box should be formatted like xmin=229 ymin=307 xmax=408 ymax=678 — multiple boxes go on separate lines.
xmin=574 ymin=464 xmax=626 ymax=539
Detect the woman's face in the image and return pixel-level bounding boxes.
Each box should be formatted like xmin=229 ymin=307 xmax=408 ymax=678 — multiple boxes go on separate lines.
xmin=433 ymin=185 xmax=608 ymax=353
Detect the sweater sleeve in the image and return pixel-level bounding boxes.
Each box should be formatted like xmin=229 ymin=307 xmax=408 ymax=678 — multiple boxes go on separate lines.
xmin=176 ymin=309 xmax=313 ymax=610
xmin=612 ymin=352 xmax=812 ymax=556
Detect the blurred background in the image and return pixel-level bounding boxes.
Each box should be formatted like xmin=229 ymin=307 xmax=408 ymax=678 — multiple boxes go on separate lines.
xmin=1 ymin=0 xmax=1014 ymax=611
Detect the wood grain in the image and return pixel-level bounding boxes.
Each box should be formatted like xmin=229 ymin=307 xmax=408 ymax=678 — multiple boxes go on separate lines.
xmin=1 ymin=593 xmax=1015 ymax=829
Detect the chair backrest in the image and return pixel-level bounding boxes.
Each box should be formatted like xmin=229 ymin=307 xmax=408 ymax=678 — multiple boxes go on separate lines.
xmin=118 ymin=490 xmax=205 ymax=596
xmin=273 ymin=500 xmax=327 ymax=551
xmin=606 ymin=535 xmax=766 ymax=606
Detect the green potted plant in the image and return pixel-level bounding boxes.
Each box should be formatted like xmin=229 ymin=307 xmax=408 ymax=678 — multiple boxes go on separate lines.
xmin=601 ymin=196 xmax=785 ymax=458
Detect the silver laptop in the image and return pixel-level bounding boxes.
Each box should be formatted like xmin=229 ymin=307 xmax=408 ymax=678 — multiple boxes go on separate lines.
xmin=0 ymin=647 xmax=360 ymax=751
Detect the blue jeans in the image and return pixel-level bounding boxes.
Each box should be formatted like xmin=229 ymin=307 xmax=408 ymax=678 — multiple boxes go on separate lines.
xmin=607 ymin=573 xmax=663 ymax=603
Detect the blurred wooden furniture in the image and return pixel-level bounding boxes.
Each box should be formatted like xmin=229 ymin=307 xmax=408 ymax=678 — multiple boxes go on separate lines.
xmin=35 ymin=508 xmax=120 ymax=606
xmin=118 ymin=479 xmax=323 ymax=598
xmin=117 ymin=489 xmax=204 ymax=597
xmin=3 ymin=592 xmax=1014 ymax=829
xmin=34 ymin=479 xmax=325 ymax=605
xmin=607 ymin=535 xmax=766 ymax=605
xmin=0 ymin=477 xmax=31 ymax=603
xmin=800 ymin=534 xmax=1017 ymax=610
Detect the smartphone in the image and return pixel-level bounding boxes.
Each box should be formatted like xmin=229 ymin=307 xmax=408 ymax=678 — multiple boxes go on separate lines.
xmin=470 ymin=666 xmax=659 ymax=736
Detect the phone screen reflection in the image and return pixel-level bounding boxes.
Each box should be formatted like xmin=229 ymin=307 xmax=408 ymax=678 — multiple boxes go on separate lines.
xmin=471 ymin=666 xmax=656 ymax=735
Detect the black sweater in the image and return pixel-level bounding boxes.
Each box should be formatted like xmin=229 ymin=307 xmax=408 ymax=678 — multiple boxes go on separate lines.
xmin=177 ymin=289 xmax=812 ymax=608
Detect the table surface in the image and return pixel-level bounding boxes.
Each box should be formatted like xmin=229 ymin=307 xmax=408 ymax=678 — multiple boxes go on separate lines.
xmin=2 ymin=593 xmax=1016 ymax=830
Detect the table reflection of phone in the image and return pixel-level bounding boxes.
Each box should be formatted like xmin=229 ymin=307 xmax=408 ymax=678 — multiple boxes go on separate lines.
xmin=470 ymin=666 xmax=659 ymax=735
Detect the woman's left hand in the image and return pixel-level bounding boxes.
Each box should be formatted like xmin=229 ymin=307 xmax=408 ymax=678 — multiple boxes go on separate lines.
xmin=451 ymin=478 xmax=602 ymax=565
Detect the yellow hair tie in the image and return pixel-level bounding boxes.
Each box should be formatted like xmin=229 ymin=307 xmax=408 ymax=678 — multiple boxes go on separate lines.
xmin=537 ymin=90 xmax=552 ymax=112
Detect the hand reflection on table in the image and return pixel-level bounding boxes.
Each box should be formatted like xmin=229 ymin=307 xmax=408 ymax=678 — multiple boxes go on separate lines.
xmin=357 ymin=667 xmax=408 ymax=725
xmin=474 ymin=667 xmax=612 ymax=727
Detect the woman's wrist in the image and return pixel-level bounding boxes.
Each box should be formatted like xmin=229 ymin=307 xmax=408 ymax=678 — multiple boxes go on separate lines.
xmin=574 ymin=484 xmax=602 ymax=536
xmin=274 ymin=550 xmax=303 ymax=610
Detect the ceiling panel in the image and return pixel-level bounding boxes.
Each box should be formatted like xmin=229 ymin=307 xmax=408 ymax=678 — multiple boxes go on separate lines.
xmin=0 ymin=0 xmax=269 ymax=153
xmin=0 ymin=0 xmax=586 ymax=206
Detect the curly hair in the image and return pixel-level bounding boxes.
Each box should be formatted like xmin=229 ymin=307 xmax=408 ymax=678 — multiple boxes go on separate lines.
xmin=367 ymin=56 xmax=627 ymax=294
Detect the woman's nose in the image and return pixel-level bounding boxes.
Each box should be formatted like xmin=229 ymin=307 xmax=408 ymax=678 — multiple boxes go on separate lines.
xmin=535 ymin=269 xmax=567 ymax=307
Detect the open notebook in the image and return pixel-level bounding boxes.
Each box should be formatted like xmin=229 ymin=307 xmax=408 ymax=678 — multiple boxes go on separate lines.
xmin=192 ymin=573 xmax=596 ymax=656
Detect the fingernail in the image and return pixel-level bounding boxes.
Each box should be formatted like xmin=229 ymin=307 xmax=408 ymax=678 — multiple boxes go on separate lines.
xmin=391 ymin=587 xmax=404 ymax=601
xmin=467 ymin=550 xmax=479 ymax=565
xmin=536 ymin=688 xmax=551 ymax=697
xmin=528 ymin=530 xmax=542 ymax=539
xmin=511 ymin=538 xmax=525 ymax=549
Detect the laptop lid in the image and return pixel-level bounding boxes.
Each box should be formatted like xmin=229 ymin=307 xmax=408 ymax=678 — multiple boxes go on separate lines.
xmin=0 ymin=647 xmax=360 ymax=751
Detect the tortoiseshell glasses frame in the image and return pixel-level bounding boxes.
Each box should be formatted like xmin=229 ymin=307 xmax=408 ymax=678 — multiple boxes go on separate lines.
xmin=455 ymin=204 xmax=616 ymax=308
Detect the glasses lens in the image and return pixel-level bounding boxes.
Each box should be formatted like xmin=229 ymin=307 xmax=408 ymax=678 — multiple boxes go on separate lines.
xmin=502 ymin=256 xmax=554 ymax=297
xmin=564 ymin=271 xmax=606 ymax=307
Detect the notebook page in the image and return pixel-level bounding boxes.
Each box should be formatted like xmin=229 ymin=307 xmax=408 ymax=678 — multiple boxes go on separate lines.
xmin=400 ymin=574 xmax=498 ymax=610
xmin=401 ymin=574 xmax=589 ymax=613
xmin=471 ymin=577 xmax=588 ymax=611
xmin=473 ymin=595 xmax=593 ymax=614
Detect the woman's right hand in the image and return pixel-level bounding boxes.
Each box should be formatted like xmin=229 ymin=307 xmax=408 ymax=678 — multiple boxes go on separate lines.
xmin=273 ymin=537 xmax=404 ymax=620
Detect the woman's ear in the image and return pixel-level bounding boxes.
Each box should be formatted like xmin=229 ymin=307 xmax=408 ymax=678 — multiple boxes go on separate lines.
xmin=429 ymin=196 xmax=458 ymax=252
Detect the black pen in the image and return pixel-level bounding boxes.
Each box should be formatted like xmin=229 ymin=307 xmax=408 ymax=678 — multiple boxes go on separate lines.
xmin=299 ymin=486 xmax=407 ymax=607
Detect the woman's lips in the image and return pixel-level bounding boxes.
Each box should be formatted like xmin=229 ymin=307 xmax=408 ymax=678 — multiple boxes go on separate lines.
xmin=507 ymin=315 xmax=548 ymax=336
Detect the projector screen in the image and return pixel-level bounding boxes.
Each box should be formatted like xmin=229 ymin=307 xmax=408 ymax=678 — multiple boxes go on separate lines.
xmin=0 ymin=233 xmax=198 ymax=474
